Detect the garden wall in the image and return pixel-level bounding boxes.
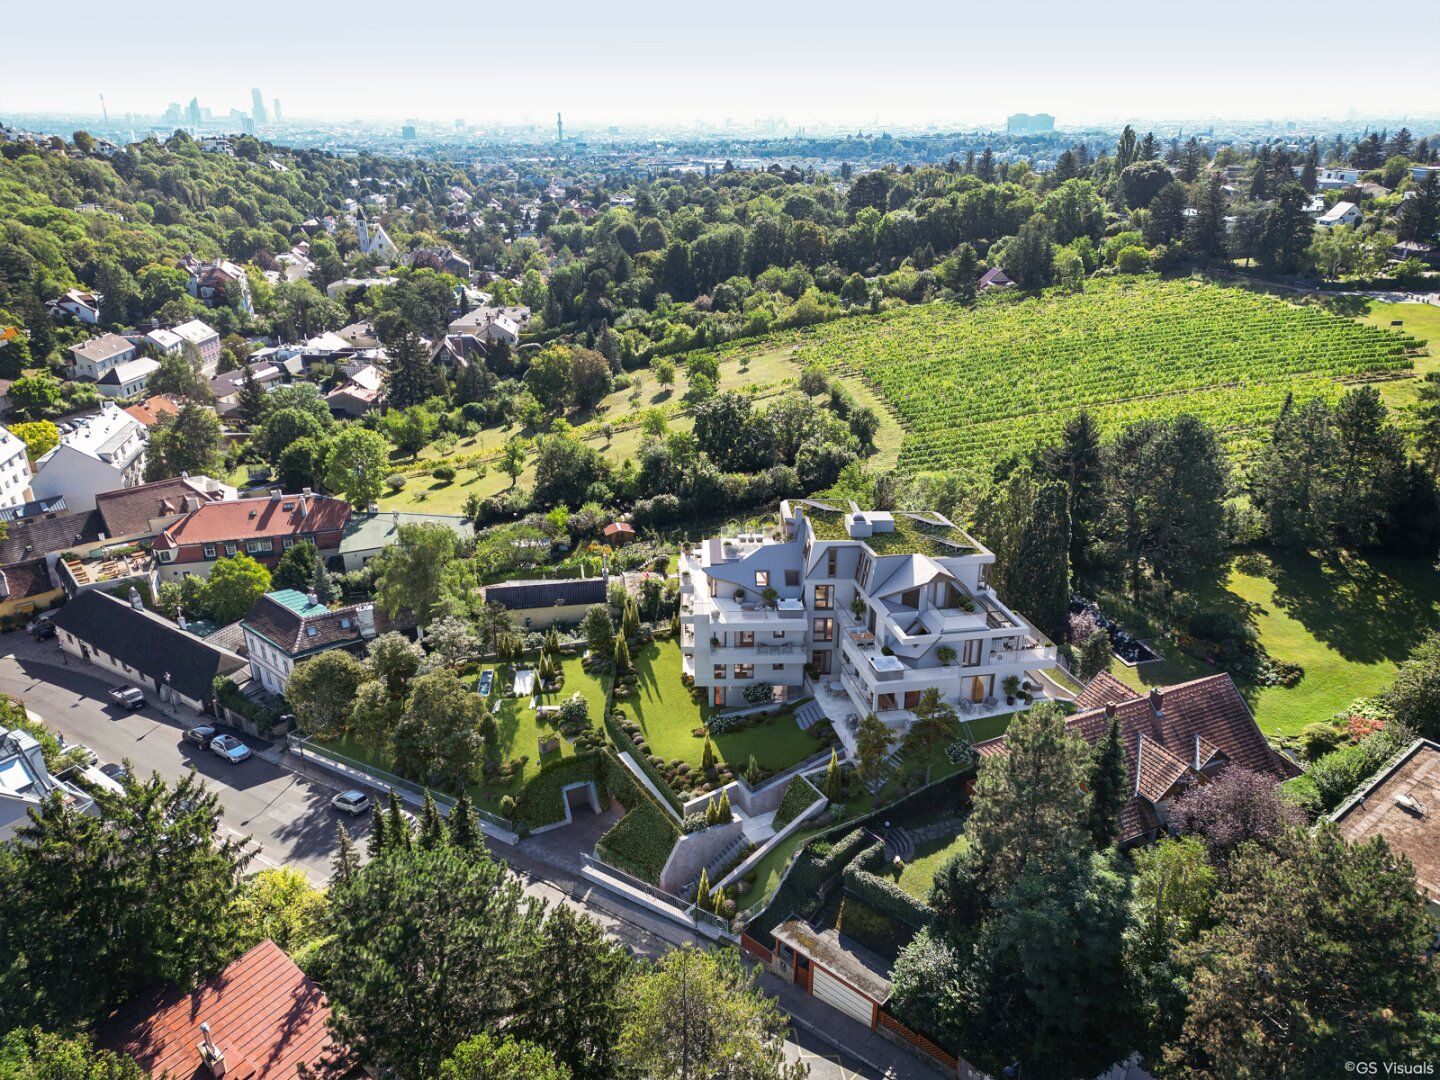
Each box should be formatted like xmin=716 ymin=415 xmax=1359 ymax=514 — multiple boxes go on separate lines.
xmin=658 ymin=820 xmax=744 ymax=894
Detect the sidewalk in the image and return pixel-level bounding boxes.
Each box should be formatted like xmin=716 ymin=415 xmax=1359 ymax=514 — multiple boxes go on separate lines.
xmin=755 ymin=966 xmax=943 ymax=1079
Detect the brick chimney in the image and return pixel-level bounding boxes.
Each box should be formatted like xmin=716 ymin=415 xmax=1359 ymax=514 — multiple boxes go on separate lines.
xmin=1149 ymin=688 xmax=1164 ymax=715
xmin=1104 ymin=702 xmax=1117 ymax=720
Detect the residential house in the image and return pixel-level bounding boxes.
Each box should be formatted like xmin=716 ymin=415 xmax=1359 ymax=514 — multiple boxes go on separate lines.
xmin=171 ymin=318 xmax=222 ymax=375
xmin=325 ymin=275 xmax=397 ymax=300
xmin=336 ymin=510 xmax=474 ymax=572
xmin=96 ymin=356 xmax=162 ymax=399
xmin=68 ymin=333 xmax=137 ymax=381
xmin=0 ymin=424 xmax=32 ymax=509
xmin=681 ymin=499 xmax=1059 ymax=755
xmin=0 ymin=559 xmax=59 ymax=620
xmin=1392 ymin=240 xmax=1438 ymax=266
xmin=1316 ymin=166 xmax=1363 ymax=190
xmin=336 ymin=319 xmax=380 ymax=349
xmin=122 ymin=393 xmax=183 ymax=429
xmin=54 ymin=543 xmax=155 ymax=600
xmin=210 ymin=361 xmax=286 ymax=416
xmin=178 ymin=256 xmax=252 ymax=315
xmin=0 ymin=722 xmax=94 ymax=843
xmin=603 ymin=521 xmax=636 ymax=546
xmin=242 ymin=589 xmax=382 ymax=695
xmin=447 ymin=303 xmax=530 ymax=337
xmin=29 ymin=403 xmax=148 ymax=512
xmin=144 ymin=327 xmax=184 ymax=355
xmin=46 ymin=288 xmax=102 ymax=324
xmin=152 ymin=491 xmax=351 ymax=581
xmin=50 ymin=589 xmax=246 ymax=714
xmin=1317 ymin=201 xmax=1362 ymax=228
xmin=480 ymin=574 xmax=609 ymax=629
xmin=356 ymin=213 xmax=400 ymax=262
xmin=978 ymin=671 xmax=1301 ymax=847
xmin=325 ymin=364 xmax=384 ymax=417
xmin=0 ymin=378 xmax=13 ymax=420
xmin=0 ymin=496 xmax=102 ymax=565
xmin=95 ymin=475 xmax=234 ymax=544
xmin=1331 ymin=738 xmax=1440 ymax=923
xmin=98 ymin=939 xmax=356 ymax=1079
xmin=409 ymin=246 xmax=471 ymax=276
xmin=977 ymin=267 xmax=1014 ymax=291
xmin=431 ymin=332 xmax=487 ymax=372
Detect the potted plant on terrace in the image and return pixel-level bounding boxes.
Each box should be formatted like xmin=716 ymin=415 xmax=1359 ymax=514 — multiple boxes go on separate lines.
xmin=1003 ymin=674 xmax=1022 ymax=706
xmin=761 ymin=586 xmax=779 ymax=608
xmin=936 ymin=645 xmax=957 ymax=667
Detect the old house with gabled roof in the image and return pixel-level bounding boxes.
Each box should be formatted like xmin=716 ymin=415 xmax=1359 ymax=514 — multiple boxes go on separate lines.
xmin=152 ymin=491 xmax=350 ymax=581
xmin=977 ymin=672 xmax=1300 ymax=847
xmin=241 ymin=588 xmax=392 ymax=695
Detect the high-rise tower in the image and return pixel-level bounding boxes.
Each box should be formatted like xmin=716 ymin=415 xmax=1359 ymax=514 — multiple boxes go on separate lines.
xmin=251 ymin=89 xmax=267 ymax=125
xmin=557 ymin=112 xmax=563 ymax=148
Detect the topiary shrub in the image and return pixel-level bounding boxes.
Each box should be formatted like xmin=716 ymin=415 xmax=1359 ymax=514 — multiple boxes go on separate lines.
xmin=431 ymin=465 xmax=457 ymax=482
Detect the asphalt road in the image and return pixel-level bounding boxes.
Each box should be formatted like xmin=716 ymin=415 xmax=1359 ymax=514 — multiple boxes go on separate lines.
xmin=0 ymin=638 xmax=910 ymax=1079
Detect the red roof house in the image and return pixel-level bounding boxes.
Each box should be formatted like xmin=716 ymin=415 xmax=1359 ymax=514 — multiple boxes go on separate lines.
xmin=152 ymin=492 xmax=350 ymax=580
xmin=98 ymin=939 xmax=354 ymax=1079
xmin=602 ymin=521 xmax=636 ymax=545
xmin=977 ymin=673 xmax=1300 ymax=846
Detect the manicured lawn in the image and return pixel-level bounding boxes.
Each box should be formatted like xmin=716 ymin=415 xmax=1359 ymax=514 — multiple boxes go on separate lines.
xmin=1362 ymin=300 xmax=1439 ymax=415
xmin=897 ymin=831 xmax=969 ymax=900
xmin=316 ymin=663 xmax=575 ymax=819
xmin=620 ymin=640 xmax=823 ymax=774
xmin=1108 ymin=550 xmax=1440 ymax=737
xmin=540 ymin=652 xmax=610 ymax=721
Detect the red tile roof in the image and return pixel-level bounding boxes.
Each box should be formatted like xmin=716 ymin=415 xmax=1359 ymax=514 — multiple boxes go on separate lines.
xmin=98 ymin=940 xmax=352 ymax=1079
xmin=123 ymin=394 xmax=184 ymax=428
xmin=977 ymin=674 xmax=1300 ymax=845
xmin=154 ymin=494 xmax=350 ymax=551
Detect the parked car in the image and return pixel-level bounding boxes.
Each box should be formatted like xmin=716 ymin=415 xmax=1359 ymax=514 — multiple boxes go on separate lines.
xmin=99 ymin=762 xmax=129 ymax=784
xmin=107 ymin=685 xmax=146 ymax=710
xmin=331 ymin=790 xmax=371 ymax=816
xmin=28 ymin=616 xmax=56 ymax=640
xmin=182 ymin=725 xmax=218 ymax=748
xmin=210 ymin=734 xmax=252 ymax=764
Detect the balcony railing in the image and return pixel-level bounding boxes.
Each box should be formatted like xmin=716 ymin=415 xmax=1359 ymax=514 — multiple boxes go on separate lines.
xmin=709 ymin=641 xmax=805 ymax=657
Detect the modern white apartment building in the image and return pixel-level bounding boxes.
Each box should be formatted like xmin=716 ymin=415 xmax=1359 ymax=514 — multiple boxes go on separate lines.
xmin=0 ymin=425 xmax=33 ymax=510
xmin=680 ymin=499 xmax=1057 ymax=753
xmin=28 ymin=403 xmax=148 ymax=512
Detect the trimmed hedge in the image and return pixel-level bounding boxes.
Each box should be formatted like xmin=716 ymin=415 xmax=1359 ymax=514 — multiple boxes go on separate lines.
xmin=843 ymin=841 xmax=932 ymax=931
xmin=772 ymin=774 xmax=823 ymax=829
xmin=596 ymin=800 xmax=681 ymax=884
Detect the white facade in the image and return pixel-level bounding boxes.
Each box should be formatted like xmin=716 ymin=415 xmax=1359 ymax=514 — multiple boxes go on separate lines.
xmin=28 ymin=404 xmax=147 ymax=512
xmin=680 ymin=500 xmax=1058 ymax=755
xmin=69 ymin=333 xmax=137 ymax=381
xmin=0 ymin=425 xmax=33 ymax=509
xmin=1317 ymin=201 xmax=1362 ymax=228
xmin=0 ymin=725 xmax=94 ymax=842
xmin=171 ymin=318 xmax=222 ymax=376
xmin=244 ymin=632 xmax=296 ymax=695
xmin=356 ymin=217 xmax=400 ymax=262
xmin=96 ymin=356 xmax=161 ymax=399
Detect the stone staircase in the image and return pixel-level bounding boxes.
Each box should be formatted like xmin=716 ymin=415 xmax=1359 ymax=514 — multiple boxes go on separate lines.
xmin=683 ymin=833 xmax=750 ymax=901
xmin=884 ymin=825 xmax=915 ymax=862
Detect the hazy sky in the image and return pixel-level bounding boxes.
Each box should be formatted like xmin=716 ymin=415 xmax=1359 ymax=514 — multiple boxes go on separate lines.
xmin=3 ymin=0 xmax=1437 ymax=129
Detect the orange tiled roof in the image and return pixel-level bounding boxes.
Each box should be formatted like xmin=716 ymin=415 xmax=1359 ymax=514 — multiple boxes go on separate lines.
xmin=1074 ymin=671 xmax=1134 ymax=711
xmin=154 ymin=494 xmax=350 ymax=550
xmin=98 ymin=940 xmax=351 ymax=1079
xmin=123 ymin=394 xmax=184 ymax=428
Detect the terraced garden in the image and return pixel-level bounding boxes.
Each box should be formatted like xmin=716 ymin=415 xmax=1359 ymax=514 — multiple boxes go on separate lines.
xmin=699 ymin=276 xmax=1421 ymax=481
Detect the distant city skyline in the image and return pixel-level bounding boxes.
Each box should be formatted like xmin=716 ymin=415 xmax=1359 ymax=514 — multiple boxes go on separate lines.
xmin=3 ymin=0 xmax=1437 ymax=130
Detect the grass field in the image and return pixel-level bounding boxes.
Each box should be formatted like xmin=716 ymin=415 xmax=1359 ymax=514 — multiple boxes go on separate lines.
xmin=1107 ymin=550 xmax=1440 ymax=737
xmin=1361 ymin=300 xmax=1440 ymax=417
xmin=619 ymin=640 xmax=822 ymax=774
xmin=689 ymin=276 xmax=1420 ymax=481
xmin=897 ymin=831 xmax=970 ymax=900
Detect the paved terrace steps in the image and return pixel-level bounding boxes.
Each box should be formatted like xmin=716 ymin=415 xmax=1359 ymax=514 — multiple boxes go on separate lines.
xmin=883 ymin=825 xmax=915 ymax=862
xmin=682 ymin=832 xmax=750 ymax=900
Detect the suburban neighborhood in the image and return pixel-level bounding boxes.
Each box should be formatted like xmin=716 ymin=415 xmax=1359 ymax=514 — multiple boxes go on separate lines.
xmin=0 ymin=22 xmax=1438 ymax=1078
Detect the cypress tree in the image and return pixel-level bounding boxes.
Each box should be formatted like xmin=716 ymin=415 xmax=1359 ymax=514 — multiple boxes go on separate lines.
xmin=823 ymin=749 xmax=841 ymax=800
xmin=614 ymin=636 xmax=632 ymax=677
xmin=701 ymin=737 xmax=716 ymax=772
xmin=744 ymin=754 xmax=762 ymax=787
xmin=1087 ymin=713 xmax=1128 ymax=848
xmin=694 ymin=868 xmax=711 ymax=910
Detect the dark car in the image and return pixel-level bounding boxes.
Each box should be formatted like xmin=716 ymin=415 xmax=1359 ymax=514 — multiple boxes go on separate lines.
xmin=99 ymin=762 xmax=129 ymax=784
xmin=108 ymin=685 xmax=146 ymax=710
xmin=182 ymin=725 xmax=218 ymax=748
xmin=28 ymin=617 xmax=56 ymax=640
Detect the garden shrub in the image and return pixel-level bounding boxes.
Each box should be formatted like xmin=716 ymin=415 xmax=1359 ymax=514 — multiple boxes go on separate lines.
xmin=431 ymin=465 xmax=457 ymax=482
xmin=772 ymin=775 xmax=823 ymax=830
xmin=837 ymin=895 xmax=916 ymax=959
xmin=595 ymin=800 xmax=681 ymax=884
xmin=1300 ymin=722 xmax=1346 ymax=762
xmin=742 ymin=682 xmax=773 ymax=706
xmin=1285 ymin=721 xmax=1416 ymax=814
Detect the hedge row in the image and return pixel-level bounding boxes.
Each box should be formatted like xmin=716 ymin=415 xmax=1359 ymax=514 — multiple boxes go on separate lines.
xmin=843 ymin=841 xmax=932 ymax=931
xmin=771 ymin=774 xmax=823 ymax=830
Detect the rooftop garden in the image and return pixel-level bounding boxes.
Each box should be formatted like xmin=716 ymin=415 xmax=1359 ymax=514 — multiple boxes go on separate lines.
xmin=802 ymin=503 xmax=976 ymax=557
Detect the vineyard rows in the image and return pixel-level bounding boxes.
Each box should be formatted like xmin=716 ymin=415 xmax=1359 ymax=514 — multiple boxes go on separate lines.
xmin=737 ymin=277 xmax=1420 ymax=478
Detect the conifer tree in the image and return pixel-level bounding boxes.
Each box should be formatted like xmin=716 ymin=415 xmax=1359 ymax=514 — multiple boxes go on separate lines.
xmin=367 ymin=800 xmax=388 ymax=859
xmin=614 ymin=636 xmax=632 ymax=676
xmin=386 ymin=791 xmax=412 ymax=852
xmin=331 ymin=823 xmax=360 ymax=886
xmin=449 ymin=789 xmax=481 ymax=851
xmin=823 ymin=749 xmax=841 ymax=800
xmin=744 ymin=754 xmax=762 ymax=787
xmin=694 ymin=867 xmax=711 ymax=910
xmin=418 ymin=790 xmax=447 ymax=850
xmin=701 ymin=737 xmax=716 ymax=772
xmin=1087 ymin=713 xmax=1128 ymax=848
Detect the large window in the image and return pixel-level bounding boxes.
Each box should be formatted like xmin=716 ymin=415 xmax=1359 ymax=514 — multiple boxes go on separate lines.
xmin=813 ymin=617 xmax=834 ymax=643
xmin=811 ymin=649 xmax=832 ymax=674
xmin=755 ymin=571 xmax=770 ymax=588
xmin=963 ymin=639 xmax=983 ymax=667
xmin=736 ymin=630 xmax=755 ymax=647
xmin=733 ymin=663 xmax=755 ymax=680
xmin=714 ymin=664 xmax=727 ymax=680
xmin=827 ymin=547 xmax=837 ymax=577
xmin=785 ymin=569 xmax=800 ymax=587
xmin=814 ymin=585 xmax=834 ymax=610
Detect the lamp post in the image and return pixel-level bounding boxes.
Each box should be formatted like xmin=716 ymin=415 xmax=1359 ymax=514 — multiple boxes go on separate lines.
xmin=163 ymin=671 xmax=173 ymax=716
